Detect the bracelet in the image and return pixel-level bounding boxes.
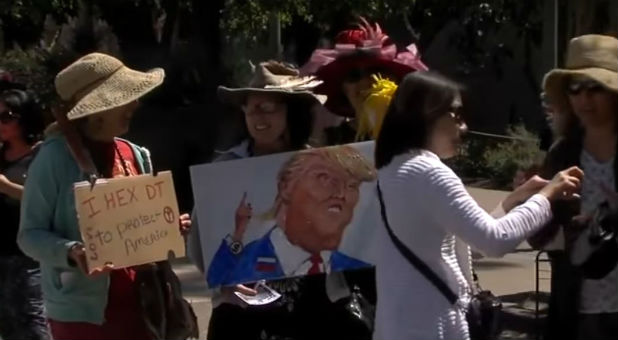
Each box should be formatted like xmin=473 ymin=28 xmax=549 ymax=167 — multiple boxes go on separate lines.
xmin=225 ymin=235 xmax=243 ymax=255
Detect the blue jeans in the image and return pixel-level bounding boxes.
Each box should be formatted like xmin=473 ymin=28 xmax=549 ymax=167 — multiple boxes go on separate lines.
xmin=0 ymin=256 xmax=50 ymax=340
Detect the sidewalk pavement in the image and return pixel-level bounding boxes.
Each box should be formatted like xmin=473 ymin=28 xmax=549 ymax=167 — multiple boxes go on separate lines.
xmin=172 ymin=259 xmax=211 ymax=339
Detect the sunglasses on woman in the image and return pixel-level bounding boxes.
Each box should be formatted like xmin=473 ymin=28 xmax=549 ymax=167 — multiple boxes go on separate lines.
xmin=242 ymin=101 xmax=282 ymax=115
xmin=0 ymin=110 xmax=20 ymax=123
xmin=344 ymin=66 xmax=383 ymax=83
xmin=567 ymin=79 xmax=605 ymax=96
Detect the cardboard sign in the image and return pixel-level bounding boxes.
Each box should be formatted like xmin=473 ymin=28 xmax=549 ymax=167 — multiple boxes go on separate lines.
xmin=74 ymin=171 xmax=185 ymax=270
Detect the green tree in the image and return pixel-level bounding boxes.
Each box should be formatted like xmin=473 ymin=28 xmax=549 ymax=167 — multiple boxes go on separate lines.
xmin=0 ymin=0 xmax=78 ymax=49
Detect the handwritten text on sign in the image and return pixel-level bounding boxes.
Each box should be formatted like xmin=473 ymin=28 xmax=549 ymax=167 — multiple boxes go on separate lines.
xmin=74 ymin=171 xmax=185 ymax=270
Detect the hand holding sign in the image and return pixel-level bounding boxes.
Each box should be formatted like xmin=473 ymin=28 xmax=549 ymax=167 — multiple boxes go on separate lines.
xmin=68 ymin=243 xmax=115 ymax=276
xmin=179 ymin=213 xmax=191 ymax=235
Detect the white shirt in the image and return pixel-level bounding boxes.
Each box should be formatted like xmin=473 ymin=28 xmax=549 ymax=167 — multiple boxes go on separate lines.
xmin=373 ymin=150 xmax=552 ymax=340
xmin=574 ymin=150 xmax=618 ymax=314
xmin=270 ymin=227 xmax=332 ymax=275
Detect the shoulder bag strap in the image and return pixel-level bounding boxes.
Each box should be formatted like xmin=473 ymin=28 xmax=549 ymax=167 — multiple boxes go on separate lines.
xmin=377 ymin=181 xmax=458 ymax=305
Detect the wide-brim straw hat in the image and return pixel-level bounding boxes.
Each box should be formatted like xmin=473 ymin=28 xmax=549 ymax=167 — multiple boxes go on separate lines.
xmin=543 ymin=34 xmax=618 ymax=112
xmin=218 ymin=60 xmax=326 ymax=107
xmin=55 ymin=53 xmax=165 ymax=120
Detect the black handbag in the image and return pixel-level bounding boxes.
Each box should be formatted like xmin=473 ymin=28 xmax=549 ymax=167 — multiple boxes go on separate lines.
xmin=466 ymin=273 xmax=502 ymax=340
xmin=136 ymin=261 xmax=199 ymax=340
xmin=377 ymin=183 xmax=502 ymax=340
xmin=345 ymin=285 xmax=376 ymax=333
xmin=578 ymin=202 xmax=618 ymax=280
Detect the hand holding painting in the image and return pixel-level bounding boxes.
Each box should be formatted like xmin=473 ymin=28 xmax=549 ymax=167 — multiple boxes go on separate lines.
xmin=233 ymin=192 xmax=253 ymax=243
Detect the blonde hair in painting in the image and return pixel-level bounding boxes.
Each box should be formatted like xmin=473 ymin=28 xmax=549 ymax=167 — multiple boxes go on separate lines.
xmin=261 ymin=146 xmax=376 ymax=220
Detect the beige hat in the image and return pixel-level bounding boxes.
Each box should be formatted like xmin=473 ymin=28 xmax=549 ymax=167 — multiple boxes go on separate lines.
xmin=55 ymin=53 xmax=165 ymax=120
xmin=543 ymin=34 xmax=618 ymax=112
xmin=218 ymin=60 xmax=327 ymax=107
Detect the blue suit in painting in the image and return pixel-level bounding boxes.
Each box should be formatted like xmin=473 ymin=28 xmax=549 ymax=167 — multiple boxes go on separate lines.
xmin=206 ymin=227 xmax=369 ymax=287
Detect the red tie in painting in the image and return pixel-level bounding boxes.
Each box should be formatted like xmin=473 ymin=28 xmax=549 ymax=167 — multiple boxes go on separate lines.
xmin=308 ymin=254 xmax=323 ymax=275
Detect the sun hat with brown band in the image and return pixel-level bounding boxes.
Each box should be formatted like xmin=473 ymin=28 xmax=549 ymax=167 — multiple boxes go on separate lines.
xmin=217 ymin=60 xmax=327 ymax=107
xmin=543 ymin=34 xmax=618 ymax=113
xmin=55 ymin=52 xmax=165 ymax=120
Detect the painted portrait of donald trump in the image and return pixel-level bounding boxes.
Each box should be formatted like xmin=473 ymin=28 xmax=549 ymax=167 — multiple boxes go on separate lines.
xmin=207 ymin=145 xmax=376 ymax=286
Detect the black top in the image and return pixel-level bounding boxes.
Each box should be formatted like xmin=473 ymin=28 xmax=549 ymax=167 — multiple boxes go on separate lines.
xmin=207 ymin=270 xmax=375 ymax=340
xmin=0 ymin=145 xmax=39 ymax=257
xmin=324 ymin=120 xmax=367 ymax=146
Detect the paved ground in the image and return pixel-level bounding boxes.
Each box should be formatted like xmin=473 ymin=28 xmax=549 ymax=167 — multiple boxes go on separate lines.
xmin=173 ymin=243 xmax=551 ymax=340
xmin=474 ymin=245 xmax=551 ymax=340
xmin=172 ymin=259 xmax=212 ymax=340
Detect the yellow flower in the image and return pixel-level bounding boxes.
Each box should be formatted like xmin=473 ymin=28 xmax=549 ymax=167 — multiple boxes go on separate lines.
xmin=356 ymin=74 xmax=398 ymax=141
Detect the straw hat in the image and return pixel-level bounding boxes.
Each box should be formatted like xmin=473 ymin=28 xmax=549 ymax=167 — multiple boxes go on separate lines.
xmin=217 ymin=61 xmax=326 ymax=107
xmin=55 ymin=53 xmax=165 ymax=120
xmin=543 ymin=34 xmax=618 ymax=112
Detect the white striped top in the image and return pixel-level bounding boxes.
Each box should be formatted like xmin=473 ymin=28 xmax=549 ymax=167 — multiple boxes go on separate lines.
xmin=373 ymin=150 xmax=552 ymax=340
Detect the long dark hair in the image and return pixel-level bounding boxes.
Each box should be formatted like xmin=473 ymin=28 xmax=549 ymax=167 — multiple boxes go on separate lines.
xmin=375 ymin=71 xmax=462 ymax=169
xmin=284 ymin=97 xmax=314 ymax=150
xmin=0 ymin=89 xmax=45 ymax=145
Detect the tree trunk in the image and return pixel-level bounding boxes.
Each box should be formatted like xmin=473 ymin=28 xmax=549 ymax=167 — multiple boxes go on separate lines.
xmin=574 ymin=0 xmax=611 ymax=35
xmin=192 ymin=0 xmax=224 ymax=99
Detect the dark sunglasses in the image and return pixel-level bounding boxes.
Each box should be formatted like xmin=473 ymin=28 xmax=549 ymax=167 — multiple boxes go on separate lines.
xmin=567 ymin=79 xmax=605 ymax=96
xmin=0 ymin=110 xmax=20 ymax=123
xmin=242 ymin=101 xmax=282 ymax=115
xmin=449 ymin=108 xmax=464 ymax=122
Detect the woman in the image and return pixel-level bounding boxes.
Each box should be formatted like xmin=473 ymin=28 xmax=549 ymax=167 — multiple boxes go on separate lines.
xmin=301 ymin=17 xmax=427 ymax=144
xmin=187 ymin=61 xmax=321 ymax=271
xmin=17 ymin=53 xmax=192 ymax=340
xmin=372 ymin=71 xmax=583 ymax=340
xmin=188 ymin=61 xmax=373 ymax=340
xmin=531 ymin=34 xmax=618 ymax=340
xmin=0 ymin=89 xmax=48 ymax=340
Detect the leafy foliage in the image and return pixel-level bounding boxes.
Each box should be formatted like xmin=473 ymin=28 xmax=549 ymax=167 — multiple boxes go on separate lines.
xmin=450 ymin=125 xmax=546 ymax=189
xmin=220 ymin=0 xmax=415 ymax=41
xmin=218 ymin=0 xmax=544 ymax=87
xmin=482 ymin=125 xmax=546 ymax=187
xmin=0 ymin=46 xmax=55 ymax=110
xmin=406 ymin=0 xmax=543 ymax=76
xmin=0 ymin=0 xmax=78 ymax=47
xmin=1 ymin=5 xmax=121 ymax=113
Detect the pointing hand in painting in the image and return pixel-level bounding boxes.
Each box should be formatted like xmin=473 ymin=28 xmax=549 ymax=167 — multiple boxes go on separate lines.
xmin=179 ymin=213 xmax=191 ymax=235
xmin=234 ymin=192 xmax=253 ymax=243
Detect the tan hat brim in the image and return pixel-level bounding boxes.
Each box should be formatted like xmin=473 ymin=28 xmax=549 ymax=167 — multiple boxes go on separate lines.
xmin=217 ymin=86 xmax=327 ymax=108
xmin=67 ymin=67 xmax=165 ymax=120
xmin=543 ymin=67 xmax=618 ymax=113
